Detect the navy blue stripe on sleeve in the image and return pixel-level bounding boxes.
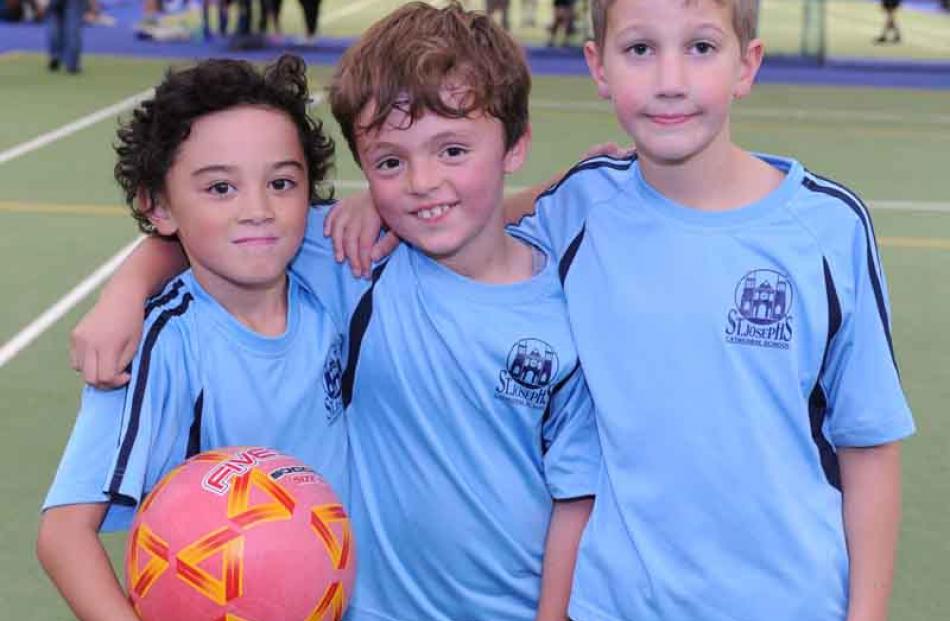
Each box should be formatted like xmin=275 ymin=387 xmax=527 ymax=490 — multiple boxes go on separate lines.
xmin=144 ymin=278 xmax=185 ymax=318
xmin=808 ymin=258 xmax=843 ymax=491
xmin=537 ymin=154 xmax=637 ymax=201
xmin=341 ymin=261 xmax=389 ymax=409
xmin=801 ymin=175 xmax=897 ymax=372
xmin=108 ymin=292 xmax=194 ymax=497
xmin=541 ymin=359 xmax=582 ymax=431
xmin=559 ymin=225 xmax=586 ymax=285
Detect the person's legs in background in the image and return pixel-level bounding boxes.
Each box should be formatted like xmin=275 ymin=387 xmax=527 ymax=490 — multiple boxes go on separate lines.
xmin=297 ymin=0 xmax=319 ymax=43
xmin=875 ymin=0 xmax=902 ymax=44
xmin=520 ymin=0 xmax=537 ymax=27
xmin=47 ymin=0 xmax=83 ymax=73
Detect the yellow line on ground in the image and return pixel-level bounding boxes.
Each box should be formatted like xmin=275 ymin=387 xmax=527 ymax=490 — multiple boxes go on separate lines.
xmin=0 ymin=201 xmax=124 ymax=216
xmin=879 ymin=236 xmax=950 ymax=251
xmin=0 ymin=51 xmax=23 ymax=63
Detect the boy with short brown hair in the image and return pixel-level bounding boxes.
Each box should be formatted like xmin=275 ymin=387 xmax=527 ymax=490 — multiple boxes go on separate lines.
xmin=509 ymin=1 xmax=915 ymax=620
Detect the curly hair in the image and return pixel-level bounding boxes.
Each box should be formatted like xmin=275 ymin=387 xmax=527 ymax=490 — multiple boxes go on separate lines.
xmin=114 ymin=54 xmax=334 ymax=234
xmin=329 ymin=1 xmax=530 ymax=165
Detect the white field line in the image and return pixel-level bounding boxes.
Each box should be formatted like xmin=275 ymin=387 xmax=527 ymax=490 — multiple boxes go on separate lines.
xmin=0 ymin=236 xmax=144 ymax=369
xmin=0 ymin=89 xmax=153 ymax=165
xmin=871 ymin=201 xmax=950 ymax=214
xmin=529 ymin=99 xmax=950 ymax=126
xmin=0 ymin=88 xmax=155 ymax=367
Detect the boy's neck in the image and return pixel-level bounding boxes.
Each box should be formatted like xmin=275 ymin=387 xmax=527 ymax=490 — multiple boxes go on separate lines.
xmin=192 ymin=268 xmax=290 ymax=337
xmin=639 ymin=143 xmax=785 ymax=212
xmin=433 ymin=219 xmax=536 ymax=285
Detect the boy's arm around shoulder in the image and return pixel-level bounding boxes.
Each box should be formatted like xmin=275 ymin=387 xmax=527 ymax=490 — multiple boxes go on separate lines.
xmin=71 ymin=235 xmax=187 ymax=389
xmin=292 ymin=205 xmax=374 ymax=328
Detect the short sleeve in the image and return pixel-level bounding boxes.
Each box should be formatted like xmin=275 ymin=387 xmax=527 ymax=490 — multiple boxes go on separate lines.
xmin=510 ymin=155 xmax=632 ymax=257
xmin=96 ymin=322 xmax=197 ymax=530
xmin=43 ymin=386 xmax=131 ymax=529
xmin=541 ymin=364 xmax=602 ymax=499
xmin=42 ymin=322 xmax=195 ymax=533
xmin=291 ymin=206 xmax=371 ymax=327
xmin=823 ymin=228 xmax=915 ymax=447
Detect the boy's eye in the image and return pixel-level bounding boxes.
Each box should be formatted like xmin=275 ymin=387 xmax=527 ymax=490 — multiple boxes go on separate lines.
xmin=375 ymin=157 xmax=401 ymax=171
xmin=690 ymin=41 xmax=716 ymax=55
xmin=442 ymin=145 xmax=468 ymax=158
xmin=626 ymin=42 xmax=651 ymax=56
xmin=207 ymin=182 xmax=235 ymax=196
xmin=270 ymin=178 xmax=297 ymax=191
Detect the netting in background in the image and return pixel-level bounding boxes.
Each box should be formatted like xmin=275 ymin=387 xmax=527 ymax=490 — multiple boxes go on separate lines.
xmin=758 ymin=0 xmax=950 ymax=63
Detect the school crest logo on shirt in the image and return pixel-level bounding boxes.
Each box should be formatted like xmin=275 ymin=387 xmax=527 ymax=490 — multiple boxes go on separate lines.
xmin=725 ymin=269 xmax=794 ymax=349
xmin=495 ymin=338 xmax=559 ymax=410
xmin=323 ymin=334 xmax=344 ymax=421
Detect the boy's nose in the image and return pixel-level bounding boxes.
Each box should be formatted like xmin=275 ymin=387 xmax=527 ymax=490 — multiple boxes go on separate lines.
xmin=406 ymin=160 xmax=440 ymax=195
xmin=238 ymin=191 xmax=276 ymax=223
xmin=656 ymin=52 xmax=687 ymax=98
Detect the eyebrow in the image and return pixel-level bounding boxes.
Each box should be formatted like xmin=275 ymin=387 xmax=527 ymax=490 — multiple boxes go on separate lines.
xmin=614 ymin=21 xmax=727 ymax=38
xmin=190 ymin=160 xmax=305 ymax=177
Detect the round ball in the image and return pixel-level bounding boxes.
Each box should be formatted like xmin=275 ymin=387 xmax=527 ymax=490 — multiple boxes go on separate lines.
xmin=125 ymin=446 xmax=355 ymax=621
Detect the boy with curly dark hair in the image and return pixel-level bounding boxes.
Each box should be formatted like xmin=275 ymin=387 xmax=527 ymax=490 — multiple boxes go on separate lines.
xmin=36 ymin=55 xmax=348 ymax=621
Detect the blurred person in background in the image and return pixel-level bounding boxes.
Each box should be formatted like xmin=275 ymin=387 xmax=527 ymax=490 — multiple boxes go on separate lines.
xmin=520 ymin=0 xmax=537 ymax=27
xmin=874 ymin=0 xmax=902 ymax=44
xmin=296 ymin=0 xmax=321 ymax=43
xmin=546 ymin=0 xmax=576 ymax=46
xmin=1 ymin=0 xmax=44 ymax=21
xmin=486 ymin=0 xmax=510 ymax=29
xmin=47 ymin=0 xmax=83 ymax=73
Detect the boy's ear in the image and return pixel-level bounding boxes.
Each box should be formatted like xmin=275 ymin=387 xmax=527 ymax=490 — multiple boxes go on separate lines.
xmin=583 ymin=41 xmax=611 ymax=100
xmin=138 ymin=189 xmax=179 ymax=236
xmin=503 ymin=124 xmax=531 ymax=175
xmin=734 ymin=38 xmax=765 ymax=100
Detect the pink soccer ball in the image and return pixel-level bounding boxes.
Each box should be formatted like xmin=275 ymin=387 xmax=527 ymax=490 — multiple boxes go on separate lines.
xmin=125 ymin=446 xmax=355 ymax=621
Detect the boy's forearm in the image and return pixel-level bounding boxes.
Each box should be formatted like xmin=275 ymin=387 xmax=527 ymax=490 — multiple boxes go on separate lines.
xmin=535 ymin=496 xmax=594 ymax=621
xmin=102 ymin=235 xmax=187 ymax=304
xmin=839 ymin=442 xmax=902 ymax=621
xmin=37 ymin=506 xmax=140 ymax=621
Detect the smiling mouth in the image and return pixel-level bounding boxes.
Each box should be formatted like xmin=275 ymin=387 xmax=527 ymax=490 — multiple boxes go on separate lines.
xmin=233 ymin=236 xmax=279 ymax=246
xmin=647 ymin=114 xmax=696 ymax=126
xmin=414 ymin=203 xmax=455 ymax=221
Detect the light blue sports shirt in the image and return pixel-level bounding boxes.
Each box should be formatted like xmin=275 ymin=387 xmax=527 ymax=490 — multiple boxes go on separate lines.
xmin=513 ymin=154 xmax=915 ymax=621
xmin=293 ymin=207 xmax=602 ymax=621
xmin=43 ymin=269 xmax=349 ymax=530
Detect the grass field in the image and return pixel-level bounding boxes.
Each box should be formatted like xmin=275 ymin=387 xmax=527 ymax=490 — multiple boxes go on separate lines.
xmin=1 ymin=36 xmax=949 ymax=621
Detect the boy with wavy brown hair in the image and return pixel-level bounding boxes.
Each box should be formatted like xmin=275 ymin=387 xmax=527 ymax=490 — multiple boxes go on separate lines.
xmin=65 ymin=4 xmax=602 ymax=621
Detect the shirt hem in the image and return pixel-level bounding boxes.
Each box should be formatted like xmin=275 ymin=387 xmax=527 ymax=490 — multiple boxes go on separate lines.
xmin=568 ymin=599 xmax=626 ymax=621
xmin=345 ymin=605 xmax=409 ymax=621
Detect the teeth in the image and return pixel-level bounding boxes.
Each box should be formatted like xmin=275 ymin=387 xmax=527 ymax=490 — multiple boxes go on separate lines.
xmin=417 ymin=204 xmax=451 ymax=220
